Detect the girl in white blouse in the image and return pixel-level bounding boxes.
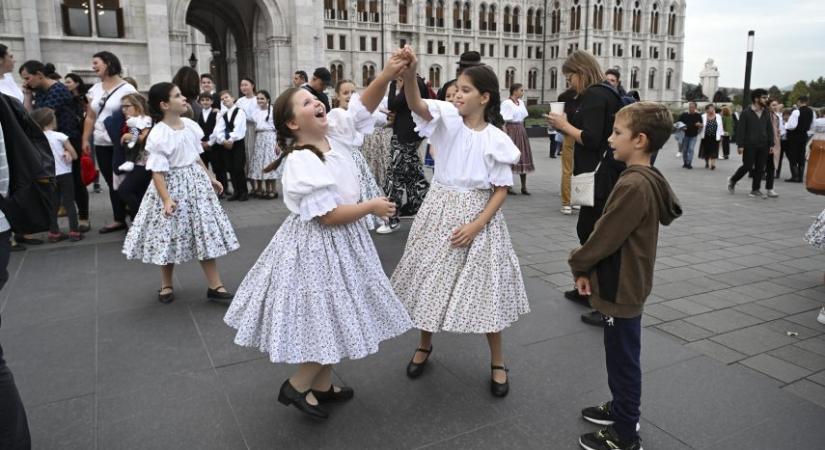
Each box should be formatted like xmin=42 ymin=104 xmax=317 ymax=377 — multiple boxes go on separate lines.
xmin=392 ymin=47 xmax=529 ymax=398
xmin=500 ymin=83 xmax=535 ymax=194
xmin=248 ymin=90 xmax=279 ymax=199
xmin=224 ymin=55 xmax=413 ymax=420
xmin=122 ymin=82 xmax=239 ymax=304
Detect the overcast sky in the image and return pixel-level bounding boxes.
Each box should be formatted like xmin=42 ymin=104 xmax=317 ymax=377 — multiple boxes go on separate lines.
xmin=683 ymin=0 xmax=825 ymax=89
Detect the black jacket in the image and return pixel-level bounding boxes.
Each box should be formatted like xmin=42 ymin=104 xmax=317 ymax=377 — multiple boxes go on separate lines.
xmin=388 ymin=77 xmax=429 ymax=144
xmin=571 ymin=83 xmax=626 ymax=202
xmin=302 ymin=84 xmax=331 ymax=112
xmin=735 ymin=107 xmax=774 ymax=150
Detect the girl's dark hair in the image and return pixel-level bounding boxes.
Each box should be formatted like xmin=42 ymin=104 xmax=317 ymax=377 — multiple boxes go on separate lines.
xmin=460 ymin=65 xmax=504 ymax=128
xmin=257 ymin=89 xmax=272 ymax=122
xmin=147 ymin=82 xmax=176 ymax=123
xmin=30 ymin=107 xmax=56 ymax=130
xmin=332 ymin=79 xmax=354 ymax=108
xmin=0 ymin=44 xmax=8 ymax=59
xmin=172 ymin=66 xmax=200 ymax=101
xmin=437 ymin=79 xmax=457 ymax=101
xmin=263 ymin=88 xmax=325 ymax=173
xmin=509 ymin=83 xmax=523 ymax=96
xmin=240 ymin=77 xmax=256 ymax=96
xmin=93 ymin=51 xmax=123 ymax=77
xmin=19 ymin=60 xmax=57 ymax=78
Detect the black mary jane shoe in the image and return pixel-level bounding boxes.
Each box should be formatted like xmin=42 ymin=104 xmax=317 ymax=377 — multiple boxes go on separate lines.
xmin=406 ymin=345 xmax=433 ymax=379
xmin=311 ymin=385 xmax=354 ymax=404
xmin=158 ymin=286 xmax=175 ymax=304
xmin=490 ymin=364 xmax=510 ymax=398
xmin=206 ymin=286 xmax=234 ymax=304
xmin=277 ymin=379 xmax=329 ymax=419
xmin=521 ymin=188 xmax=531 ymax=196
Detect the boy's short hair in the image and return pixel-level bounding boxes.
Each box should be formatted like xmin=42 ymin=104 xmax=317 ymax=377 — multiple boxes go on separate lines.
xmin=218 ymin=90 xmax=233 ymax=99
xmin=198 ymin=91 xmax=214 ymax=101
xmin=615 ymin=102 xmax=674 ymax=154
xmin=30 ymin=107 xmax=56 ymax=130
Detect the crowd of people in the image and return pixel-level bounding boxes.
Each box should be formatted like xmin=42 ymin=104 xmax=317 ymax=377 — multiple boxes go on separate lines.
xmin=0 ymin=38 xmax=822 ymax=450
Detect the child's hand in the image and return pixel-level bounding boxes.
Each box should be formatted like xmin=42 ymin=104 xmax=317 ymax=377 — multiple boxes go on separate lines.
xmin=120 ymin=133 xmax=132 ymax=144
xmin=63 ymin=151 xmax=73 ymax=163
xmin=369 ymin=197 xmax=396 ymax=220
xmin=223 ymin=141 xmax=233 ymax=150
xmin=575 ymin=276 xmax=592 ymax=296
xmin=163 ymin=198 xmax=177 ymax=217
xmin=451 ymin=221 xmax=483 ymax=247
xmin=211 ymin=178 xmax=223 ymax=195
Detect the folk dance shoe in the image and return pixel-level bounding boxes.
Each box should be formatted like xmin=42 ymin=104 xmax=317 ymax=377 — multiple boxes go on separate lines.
xmin=406 ymin=345 xmax=433 ymax=378
xmin=311 ymin=385 xmax=354 ymax=403
xmin=277 ymin=380 xmax=329 ymax=419
xmin=490 ymin=364 xmax=509 ymax=397
xmin=206 ymin=286 xmax=234 ymax=305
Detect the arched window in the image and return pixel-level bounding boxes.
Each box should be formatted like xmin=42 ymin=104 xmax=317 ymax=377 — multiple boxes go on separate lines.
xmin=648 ymin=68 xmax=656 ymax=89
xmin=488 ymin=4 xmax=497 ymax=31
xmin=429 ymin=65 xmax=442 ymax=88
xmin=453 ymin=1 xmax=461 ymax=28
xmin=436 ymin=0 xmax=445 ymax=27
xmin=632 ymin=1 xmax=641 ymax=33
xmin=551 ymin=2 xmax=561 ymax=34
xmin=613 ymin=0 xmax=623 ymax=31
xmin=535 ymin=9 xmax=543 ymax=34
xmin=528 ymin=69 xmax=538 ymax=89
xmin=503 ymin=6 xmax=511 ymax=32
xmin=666 ymin=68 xmax=673 ymax=90
xmin=593 ymin=1 xmax=603 ymax=29
xmin=513 ymin=7 xmax=520 ymax=33
xmin=650 ymin=4 xmax=660 ymax=34
xmin=505 ymin=68 xmax=516 ymax=89
xmin=479 ymin=3 xmax=487 ymax=30
xmin=330 ymin=63 xmax=344 ymax=86
xmin=667 ymin=4 xmax=677 ymax=36
xmin=369 ymin=0 xmax=379 ymax=22
xmin=550 ymin=67 xmax=558 ymax=90
xmin=336 ymin=0 xmax=347 ymax=20
xmin=631 ymin=67 xmax=639 ymax=89
xmin=570 ymin=0 xmax=582 ymax=31
xmin=463 ymin=1 xmax=471 ymax=29
xmin=399 ymin=0 xmax=408 ymax=24
xmin=362 ymin=63 xmax=376 ymax=86
xmin=426 ymin=0 xmax=434 ymax=26
xmin=527 ymin=8 xmax=534 ymax=34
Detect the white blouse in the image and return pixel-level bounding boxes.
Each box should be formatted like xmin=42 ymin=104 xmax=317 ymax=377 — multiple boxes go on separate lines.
xmin=282 ymin=94 xmax=375 ymax=221
xmin=235 ymin=96 xmax=259 ymax=123
xmin=254 ymin=107 xmax=275 ymax=132
xmin=87 ymin=81 xmax=138 ymax=146
xmin=413 ymin=100 xmax=520 ymax=190
xmin=500 ymin=98 xmax=529 ymax=123
xmin=145 ymin=119 xmax=204 ymax=172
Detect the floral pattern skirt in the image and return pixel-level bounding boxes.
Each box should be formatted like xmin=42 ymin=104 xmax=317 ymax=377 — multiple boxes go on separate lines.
xmin=390 ymin=182 xmax=530 ymax=333
xmin=361 ymin=127 xmax=393 ymax=189
xmin=805 ymin=208 xmax=825 ymax=250
xmin=351 ymin=146 xmax=385 ymax=230
xmin=224 ymin=215 xmax=412 ymax=364
xmin=247 ymin=130 xmax=279 ymax=180
xmin=122 ymin=164 xmax=239 ymax=265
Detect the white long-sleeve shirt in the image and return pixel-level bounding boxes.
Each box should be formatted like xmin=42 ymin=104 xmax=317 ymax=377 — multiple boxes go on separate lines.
xmin=500 ymin=98 xmax=529 ymax=123
xmin=212 ymin=106 xmax=247 ymax=145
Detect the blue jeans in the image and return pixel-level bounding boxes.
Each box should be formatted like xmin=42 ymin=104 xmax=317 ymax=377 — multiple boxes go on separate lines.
xmin=680 ymin=135 xmax=697 ymax=167
xmin=605 ymin=314 xmax=642 ymax=442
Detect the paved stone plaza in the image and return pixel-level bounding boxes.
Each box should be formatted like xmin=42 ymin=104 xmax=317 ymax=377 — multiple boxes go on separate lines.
xmin=1 ymin=138 xmax=824 ymax=449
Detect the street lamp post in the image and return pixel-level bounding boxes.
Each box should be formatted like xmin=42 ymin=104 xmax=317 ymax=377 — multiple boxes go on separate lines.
xmin=742 ymin=30 xmax=755 ymax=108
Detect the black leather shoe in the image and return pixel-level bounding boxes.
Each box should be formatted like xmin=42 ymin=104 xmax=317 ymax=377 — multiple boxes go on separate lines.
xmin=406 ymin=345 xmax=433 ymax=379
xmin=158 ymin=286 xmax=174 ymax=304
xmin=238 ymin=193 xmax=250 ymax=202
xmin=227 ymin=194 xmax=239 ymax=201
xmin=490 ymin=365 xmax=509 ymax=397
xmin=277 ymin=379 xmax=329 ymax=419
xmin=564 ymin=289 xmax=590 ymax=307
xmin=581 ymin=310 xmax=607 ymax=327
xmin=311 ymin=385 xmax=354 ymax=404
xmin=207 ymin=286 xmax=234 ymax=304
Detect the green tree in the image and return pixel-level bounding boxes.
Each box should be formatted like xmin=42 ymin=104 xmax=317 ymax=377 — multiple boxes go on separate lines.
xmin=768 ymin=85 xmax=783 ymax=103
xmin=788 ymin=80 xmax=809 ymax=105
xmin=808 ymin=77 xmax=825 ymax=107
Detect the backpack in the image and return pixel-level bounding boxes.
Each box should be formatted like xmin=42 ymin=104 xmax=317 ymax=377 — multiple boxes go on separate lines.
xmin=0 ymin=94 xmax=56 ymax=233
xmin=595 ymin=82 xmax=637 ymax=107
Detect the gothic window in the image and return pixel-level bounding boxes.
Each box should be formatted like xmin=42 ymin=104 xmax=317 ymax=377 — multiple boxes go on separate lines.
xmin=513 ymin=7 xmax=520 ymax=33
xmin=551 ymin=3 xmax=561 ymax=34
xmin=429 ymin=65 xmax=442 ymax=88
xmin=480 ymin=3 xmax=487 ymax=30
xmin=648 ymin=68 xmax=656 ymax=89
xmin=550 ymin=67 xmax=558 ymax=90
xmin=503 ymin=6 xmax=511 ymax=32
xmin=362 ymin=64 xmax=376 ymax=86
xmin=370 ymin=0 xmax=379 ymax=22
xmin=454 ymin=1 xmax=462 ymax=28
xmin=399 ymin=0 xmax=408 ymax=24
xmin=632 ymin=2 xmax=642 ymax=33
xmin=336 ymin=0 xmax=347 ymax=20
xmin=488 ymin=4 xmax=497 ymax=31
xmin=330 ymin=63 xmax=344 ymax=86
xmin=505 ymin=68 xmax=516 ymax=89
xmin=613 ymin=1 xmax=623 ymax=31
xmin=436 ymin=0 xmax=445 ymax=27
xmin=528 ymin=69 xmax=538 ymax=89
xmin=527 ymin=8 xmax=534 ymax=34
xmin=535 ymin=8 xmax=543 ymax=34
xmin=426 ymin=0 xmax=434 ymax=26
xmin=631 ymin=67 xmax=639 ymax=89
xmin=650 ymin=4 xmax=660 ymax=34
xmin=593 ymin=1 xmax=603 ymax=30
xmin=666 ymin=69 xmax=673 ymax=89
xmin=463 ymin=2 xmax=471 ymax=29
xmin=667 ymin=4 xmax=677 ymax=36
xmin=570 ymin=0 xmax=582 ymax=31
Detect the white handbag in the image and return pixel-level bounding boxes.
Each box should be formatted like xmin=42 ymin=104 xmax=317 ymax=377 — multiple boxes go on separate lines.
xmin=570 ymin=151 xmax=606 ymax=207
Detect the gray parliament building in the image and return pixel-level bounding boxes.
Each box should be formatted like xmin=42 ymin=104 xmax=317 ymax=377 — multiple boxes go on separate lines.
xmin=0 ymin=0 xmax=684 ymax=103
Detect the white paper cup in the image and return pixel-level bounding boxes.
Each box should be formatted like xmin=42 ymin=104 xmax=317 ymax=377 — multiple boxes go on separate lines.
xmin=550 ymin=102 xmax=565 ymax=114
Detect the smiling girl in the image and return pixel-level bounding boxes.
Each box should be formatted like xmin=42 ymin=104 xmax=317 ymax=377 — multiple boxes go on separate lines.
xmin=391 ymin=47 xmax=529 ymax=397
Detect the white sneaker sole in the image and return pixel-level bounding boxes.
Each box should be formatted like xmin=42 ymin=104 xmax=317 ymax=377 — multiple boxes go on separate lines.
xmin=582 ymin=416 xmax=642 ymax=431
xmin=579 ymin=439 xmax=643 ymax=450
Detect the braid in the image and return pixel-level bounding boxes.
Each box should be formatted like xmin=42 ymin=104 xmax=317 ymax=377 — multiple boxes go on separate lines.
xmin=264 ymin=87 xmax=327 ymax=173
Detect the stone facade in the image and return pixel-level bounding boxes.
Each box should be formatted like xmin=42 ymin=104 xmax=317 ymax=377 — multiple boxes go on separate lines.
xmin=0 ymin=0 xmax=684 ymax=103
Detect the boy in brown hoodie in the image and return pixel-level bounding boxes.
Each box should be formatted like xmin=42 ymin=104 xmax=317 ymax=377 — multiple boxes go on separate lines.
xmin=569 ymin=102 xmax=682 ymax=450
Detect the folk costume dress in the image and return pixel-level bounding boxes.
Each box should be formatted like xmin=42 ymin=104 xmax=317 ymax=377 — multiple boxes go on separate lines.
xmin=501 ymin=98 xmax=535 ymax=174
xmin=328 ymin=105 xmax=385 ymax=230
xmin=248 ymin=107 xmax=279 ymax=181
xmin=122 ymin=119 xmax=239 ymax=265
xmin=391 ymin=100 xmax=530 ymax=333
xmin=224 ymin=95 xmax=412 ymax=364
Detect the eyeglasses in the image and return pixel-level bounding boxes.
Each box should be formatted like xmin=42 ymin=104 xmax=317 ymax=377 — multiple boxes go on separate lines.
xmin=121 ymin=104 xmax=134 ymax=109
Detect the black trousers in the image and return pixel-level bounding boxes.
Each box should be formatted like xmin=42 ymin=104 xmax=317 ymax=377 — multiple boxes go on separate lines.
xmin=50 ymin=173 xmax=78 ymax=233
xmin=731 ymin=146 xmax=770 ymax=191
xmin=383 ymin=136 xmax=429 ymax=224
xmin=721 ymin=135 xmax=731 ymax=159
xmin=0 ymin=231 xmax=31 ymax=450
xmin=116 ymin=165 xmax=152 ymax=221
xmin=577 ymin=199 xmax=607 ymax=245
xmin=786 ymin=136 xmax=807 ymax=180
xmin=69 ymin=137 xmax=89 ymax=220
xmin=217 ymin=141 xmax=247 ymax=195
xmin=204 ymin=146 xmax=227 ymax=193
xmin=94 ymin=145 xmax=127 ymax=223
xmin=605 ymin=315 xmax=642 ymax=442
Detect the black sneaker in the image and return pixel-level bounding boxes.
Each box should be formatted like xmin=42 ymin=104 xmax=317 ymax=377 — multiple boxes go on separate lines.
xmin=582 ymin=401 xmax=615 ymax=426
xmin=579 ymin=426 xmax=642 ymax=450
xmin=564 ymin=289 xmax=590 ymax=307
xmin=581 ymin=310 xmax=608 ymax=327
